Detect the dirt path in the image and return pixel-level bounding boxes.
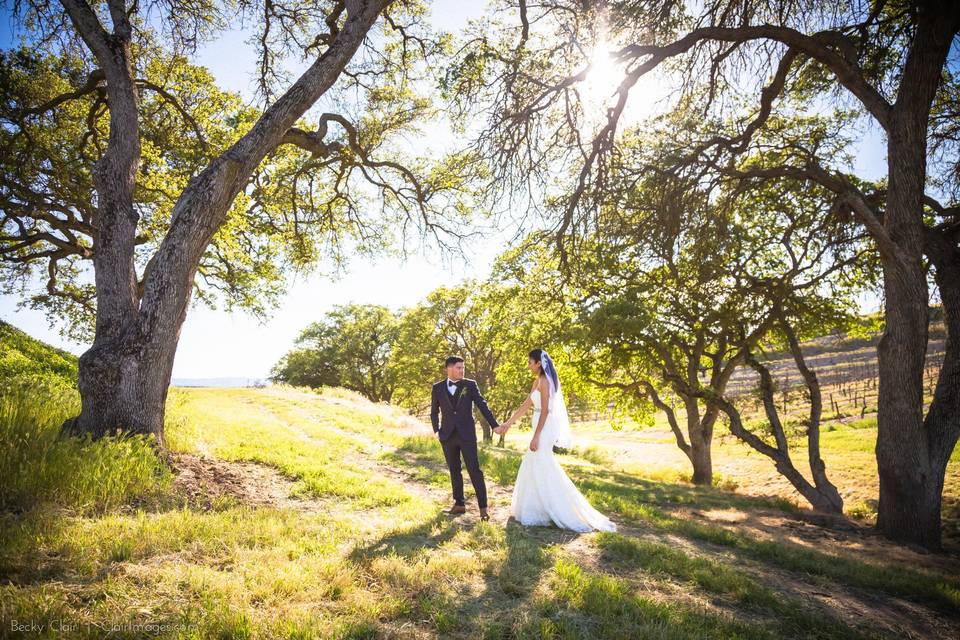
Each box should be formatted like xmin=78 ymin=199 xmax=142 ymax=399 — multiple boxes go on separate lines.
xmin=276 ymin=402 xmax=519 ymax=526
xmin=167 ymin=452 xmax=331 ymax=512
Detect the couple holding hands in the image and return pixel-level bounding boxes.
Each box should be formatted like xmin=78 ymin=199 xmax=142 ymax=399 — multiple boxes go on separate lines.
xmin=430 ymin=350 xmax=615 ymax=532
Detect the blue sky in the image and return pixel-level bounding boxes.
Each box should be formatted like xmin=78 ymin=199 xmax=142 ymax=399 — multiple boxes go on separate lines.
xmin=0 ymin=3 xmax=887 ymax=379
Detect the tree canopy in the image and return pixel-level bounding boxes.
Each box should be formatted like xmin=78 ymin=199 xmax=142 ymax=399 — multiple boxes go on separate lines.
xmin=2 ymin=0 xmax=481 ymax=342
xmin=440 ymin=0 xmax=960 ymax=552
xmin=272 ymin=303 xmax=400 ymax=401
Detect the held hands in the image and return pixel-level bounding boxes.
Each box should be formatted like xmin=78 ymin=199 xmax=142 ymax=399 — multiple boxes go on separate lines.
xmin=494 ymin=418 xmax=512 ymax=435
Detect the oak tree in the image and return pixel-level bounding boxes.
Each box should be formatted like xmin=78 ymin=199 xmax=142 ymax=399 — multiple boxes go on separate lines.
xmin=3 ymin=0 xmax=472 ymax=445
xmin=449 ymin=0 xmax=960 ymax=550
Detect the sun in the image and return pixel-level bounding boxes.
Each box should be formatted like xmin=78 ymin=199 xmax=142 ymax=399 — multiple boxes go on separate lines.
xmin=579 ymin=39 xmax=666 ymax=129
xmin=581 ymin=42 xmax=625 ymax=112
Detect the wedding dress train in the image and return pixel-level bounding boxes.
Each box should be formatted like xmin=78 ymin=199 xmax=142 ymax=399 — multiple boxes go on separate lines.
xmin=510 ymin=387 xmax=617 ymax=533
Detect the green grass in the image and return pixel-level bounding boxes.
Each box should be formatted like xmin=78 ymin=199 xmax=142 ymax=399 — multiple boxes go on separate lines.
xmin=165 ymin=386 xmax=414 ymax=507
xmin=0 ymin=322 xmax=170 ymax=516
xmin=0 ymin=319 xmax=78 ymax=390
xmin=591 ymin=533 xmax=880 ymax=639
xmin=594 ymin=532 xmax=778 ymax=608
xmin=543 ymin=555 xmax=776 ymax=640
xmin=1 ymin=504 xmax=379 ymax=638
xmin=577 ymin=482 xmax=960 ymax=613
xmin=2 ymin=382 xmax=958 ymax=639
xmin=0 ymin=384 xmax=171 ymax=515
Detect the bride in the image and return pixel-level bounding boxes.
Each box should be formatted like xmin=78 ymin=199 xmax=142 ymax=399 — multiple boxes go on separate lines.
xmin=495 ymin=349 xmax=616 ymax=533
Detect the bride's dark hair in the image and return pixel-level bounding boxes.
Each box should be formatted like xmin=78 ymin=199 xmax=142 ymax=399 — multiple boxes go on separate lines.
xmin=528 ymin=348 xmax=544 ymax=373
xmin=529 ymin=348 xmax=560 ymax=391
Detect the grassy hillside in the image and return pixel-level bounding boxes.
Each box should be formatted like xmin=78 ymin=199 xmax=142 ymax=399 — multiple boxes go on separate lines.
xmin=1 ymin=320 xmax=958 ymax=637
xmin=0 ymin=319 xmax=78 ymax=389
xmin=2 ymin=380 xmax=959 ymax=639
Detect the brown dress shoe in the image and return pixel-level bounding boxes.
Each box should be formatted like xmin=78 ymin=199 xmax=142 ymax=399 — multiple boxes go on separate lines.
xmin=479 ymin=509 xmax=490 ymax=521
xmin=447 ymin=504 xmax=466 ymax=515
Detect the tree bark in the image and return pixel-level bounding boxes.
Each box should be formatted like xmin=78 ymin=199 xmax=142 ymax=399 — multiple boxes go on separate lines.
xmin=874 ymin=4 xmax=958 ymax=550
xmin=714 ymin=328 xmax=843 ymax=514
xmin=689 ymin=435 xmax=713 ymax=485
xmin=57 ymin=0 xmax=147 ymax=441
xmin=60 ymin=291 xmax=188 ymax=446
xmin=718 ymin=390 xmax=843 ymax=513
xmin=59 ymin=0 xmax=389 ymax=444
xmin=683 ymin=397 xmax=713 ymax=485
xmin=924 ymin=228 xmax=960 ymax=536
xmin=874 ymin=227 xmax=960 ymax=549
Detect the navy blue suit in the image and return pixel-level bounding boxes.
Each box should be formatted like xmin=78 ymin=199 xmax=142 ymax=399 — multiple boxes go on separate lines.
xmin=431 ymin=378 xmax=498 ymax=508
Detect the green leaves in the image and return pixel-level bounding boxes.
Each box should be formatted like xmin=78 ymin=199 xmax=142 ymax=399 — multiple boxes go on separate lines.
xmin=271 ymin=304 xmax=401 ymax=402
xmin=3 ymin=5 xmax=485 ymax=342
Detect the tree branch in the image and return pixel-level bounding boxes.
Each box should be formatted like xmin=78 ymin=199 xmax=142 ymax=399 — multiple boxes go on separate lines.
xmin=619 ymin=25 xmax=892 ymax=128
xmin=17 ymin=69 xmax=106 ymax=119
xmin=134 ymin=79 xmax=208 ymax=149
xmin=58 ymin=0 xmax=113 ymax=63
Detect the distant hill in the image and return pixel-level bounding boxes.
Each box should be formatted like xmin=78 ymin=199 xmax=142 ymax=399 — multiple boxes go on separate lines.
xmin=0 ymin=319 xmax=79 ymax=388
xmin=171 ymin=377 xmax=268 ymax=388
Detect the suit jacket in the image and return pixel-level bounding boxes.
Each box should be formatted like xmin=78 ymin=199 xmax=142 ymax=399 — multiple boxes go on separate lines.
xmin=430 ymin=378 xmax=499 ymax=441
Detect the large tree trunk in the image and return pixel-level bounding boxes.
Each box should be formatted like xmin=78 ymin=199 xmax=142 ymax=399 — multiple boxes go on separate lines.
xmin=58 ymin=0 xmax=388 ymax=445
xmin=57 ymin=2 xmax=148 ymax=440
xmin=60 ymin=297 xmax=188 ymax=446
xmin=689 ymin=436 xmax=713 ymax=485
xmin=682 ymin=397 xmax=713 ymax=485
xmin=874 ymin=246 xmax=934 ymax=547
xmin=874 ymin=6 xmax=958 ymax=550
xmin=923 ymin=231 xmax=960 ymax=541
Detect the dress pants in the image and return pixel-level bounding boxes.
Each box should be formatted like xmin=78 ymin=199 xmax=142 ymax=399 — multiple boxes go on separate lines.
xmin=439 ymin=430 xmax=487 ymax=509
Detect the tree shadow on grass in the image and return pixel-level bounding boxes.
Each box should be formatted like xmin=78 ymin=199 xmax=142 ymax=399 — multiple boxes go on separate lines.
xmin=590 ymin=530 xmax=900 ymax=640
xmin=388 ymin=436 xmax=524 ymax=489
xmin=579 ymin=481 xmax=960 ymax=616
xmin=371 ymin=437 xmax=960 ymax=632
xmin=347 ymin=511 xmax=461 ymax=561
xmin=357 ymin=515 xmax=798 ymax=640
xmin=346 ymin=508 xmax=577 ymax=637
xmin=571 ymin=466 xmax=800 ymax=514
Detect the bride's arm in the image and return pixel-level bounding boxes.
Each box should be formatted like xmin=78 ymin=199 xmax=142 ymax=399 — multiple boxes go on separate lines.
xmin=500 ymin=394 xmax=532 ymax=429
xmin=497 ymin=380 xmax=538 ymax=431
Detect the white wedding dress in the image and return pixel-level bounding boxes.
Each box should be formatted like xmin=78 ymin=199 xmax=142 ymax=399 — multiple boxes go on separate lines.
xmin=510 ymin=387 xmax=617 ymax=533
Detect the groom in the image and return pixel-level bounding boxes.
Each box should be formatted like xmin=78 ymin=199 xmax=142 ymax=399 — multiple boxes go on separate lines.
xmin=430 ymin=356 xmax=500 ymax=521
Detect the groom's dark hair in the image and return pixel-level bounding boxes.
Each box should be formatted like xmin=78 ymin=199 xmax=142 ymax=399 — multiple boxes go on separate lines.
xmin=444 ymin=356 xmax=465 ymax=367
